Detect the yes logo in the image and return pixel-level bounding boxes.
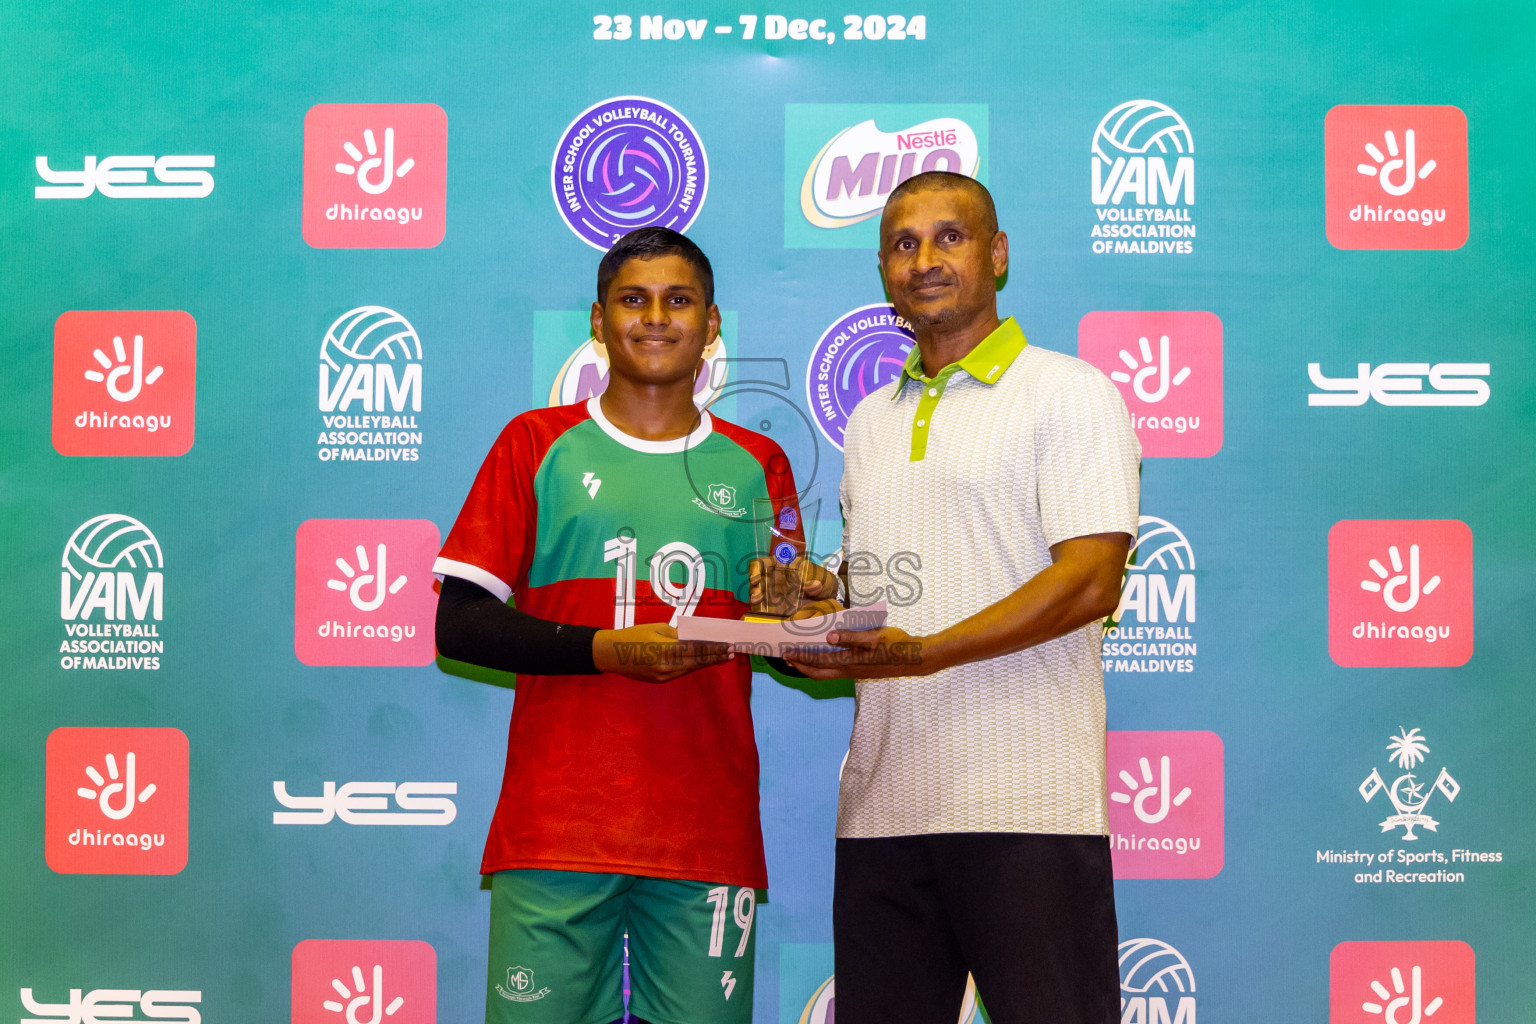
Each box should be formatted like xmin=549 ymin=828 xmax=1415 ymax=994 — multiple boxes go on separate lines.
xmin=273 ymin=781 xmax=457 ymax=826
xmin=1107 ymin=731 xmax=1224 ymax=878
xmin=1330 ymin=941 xmax=1474 ymax=1023
xmin=1328 ymin=520 xmax=1473 ymax=667
xmin=294 ymin=520 xmax=440 ymax=666
xmin=292 ymin=940 xmax=436 ymax=1024
xmin=1325 ymin=105 xmax=1468 ymax=250
xmin=1078 ymin=312 xmax=1222 ymax=457
xmin=45 ymin=726 xmax=188 ymax=875
xmin=34 ymin=154 xmax=214 ymax=199
xmin=20 ymin=988 xmax=203 ymax=1023
xmin=303 ymin=104 xmax=447 ymax=249
xmin=52 ymin=311 xmax=196 ymax=457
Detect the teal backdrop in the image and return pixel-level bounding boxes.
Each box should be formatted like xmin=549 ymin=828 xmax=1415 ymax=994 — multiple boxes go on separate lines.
xmin=2 ymin=2 xmax=1533 ymax=1022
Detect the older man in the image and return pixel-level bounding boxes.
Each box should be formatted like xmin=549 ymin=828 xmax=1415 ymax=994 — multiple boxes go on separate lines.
xmin=789 ymin=172 xmax=1141 ymax=1023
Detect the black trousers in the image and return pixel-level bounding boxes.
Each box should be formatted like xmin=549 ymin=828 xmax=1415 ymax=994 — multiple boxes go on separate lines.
xmin=834 ymin=832 xmax=1120 ymax=1024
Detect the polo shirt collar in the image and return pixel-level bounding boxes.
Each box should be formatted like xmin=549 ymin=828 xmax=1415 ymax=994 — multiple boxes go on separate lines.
xmin=893 ymin=316 xmax=1027 ymax=397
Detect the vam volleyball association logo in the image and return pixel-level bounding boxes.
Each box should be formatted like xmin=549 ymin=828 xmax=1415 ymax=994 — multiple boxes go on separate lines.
xmin=1090 ymin=100 xmax=1197 ymax=255
xmin=552 ymin=96 xmax=707 ymax=250
xmin=1330 ymin=941 xmax=1474 ymax=1024
xmin=785 ymin=103 xmax=987 ymax=248
xmin=1078 ymin=311 xmax=1222 ymax=457
xmin=1325 ymin=105 xmax=1468 ymax=250
xmin=1107 ymin=731 xmax=1224 ymax=879
xmin=303 ymin=103 xmax=447 ymax=248
xmin=1328 ymin=520 xmax=1473 ymax=667
xmin=805 ymin=303 xmax=915 ymax=450
xmin=292 ymin=940 xmax=436 ymax=1024
xmin=52 ymin=310 xmax=196 ymax=457
xmin=44 ymin=726 xmax=188 ymax=875
xmin=1106 ymin=516 xmax=1198 ymax=674
xmin=1120 ymin=938 xmax=1196 ymax=1024
xmin=59 ymin=513 xmax=166 ymax=670
xmin=316 ymin=305 xmax=424 ymax=463
xmin=294 ymin=519 xmax=440 ymax=666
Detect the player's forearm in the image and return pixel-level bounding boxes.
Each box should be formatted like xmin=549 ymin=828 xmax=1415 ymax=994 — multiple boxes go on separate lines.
xmin=435 ymin=575 xmax=600 ymax=675
xmin=921 ymin=556 xmax=1122 ymax=673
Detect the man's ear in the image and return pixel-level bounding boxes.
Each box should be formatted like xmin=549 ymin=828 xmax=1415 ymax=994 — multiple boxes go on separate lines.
xmin=991 ymin=230 xmax=1010 ymax=279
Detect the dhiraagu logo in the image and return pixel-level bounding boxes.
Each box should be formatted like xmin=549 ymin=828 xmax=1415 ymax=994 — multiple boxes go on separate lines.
xmin=785 ymin=104 xmax=988 ymax=248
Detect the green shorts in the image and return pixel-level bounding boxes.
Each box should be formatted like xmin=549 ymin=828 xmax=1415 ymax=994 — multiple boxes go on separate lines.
xmin=486 ymin=868 xmax=758 ymax=1024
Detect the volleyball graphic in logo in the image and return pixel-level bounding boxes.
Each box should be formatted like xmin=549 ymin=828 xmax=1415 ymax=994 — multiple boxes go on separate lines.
xmin=1119 ymin=937 xmax=1197 ymax=995
xmin=551 ymin=96 xmax=709 ymax=249
xmin=62 ymin=514 xmax=163 ymax=579
xmin=805 ymin=303 xmax=915 ymax=450
xmin=1126 ymin=516 xmax=1195 ymax=573
xmin=1092 ymin=100 xmax=1194 ymax=162
xmin=320 ymin=306 xmax=421 ymax=370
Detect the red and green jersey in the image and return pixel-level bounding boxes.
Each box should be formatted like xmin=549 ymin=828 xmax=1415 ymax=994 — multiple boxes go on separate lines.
xmin=435 ymin=397 xmax=803 ymax=889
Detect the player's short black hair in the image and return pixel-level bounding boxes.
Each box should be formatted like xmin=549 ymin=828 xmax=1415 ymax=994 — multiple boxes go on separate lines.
xmin=596 ymin=227 xmax=715 ymax=307
xmin=882 ymin=171 xmax=998 ymax=236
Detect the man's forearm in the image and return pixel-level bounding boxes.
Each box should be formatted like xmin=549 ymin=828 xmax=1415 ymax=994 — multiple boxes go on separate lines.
xmin=435 ymin=575 xmax=600 ymax=675
xmin=921 ymin=536 xmax=1128 ymax=673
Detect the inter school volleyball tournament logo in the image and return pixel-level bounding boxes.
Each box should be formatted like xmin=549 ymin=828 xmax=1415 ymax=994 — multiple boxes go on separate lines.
xmin=1330 ymin=941 xmax=1474 ymax=1024
xmin=1119 ymin=938 xmax=1197 ymax=1024
xmin=292 ymin=939 xmax=437 ymax=1024
xmin=1325 ymin=105 xmax=1468 ymax=250
xmin=52 ymin=310 xmax=196 ymax=457
xmin=317 ymin=306 xmax=424 ymax=463
xmin=1077 ymin=311 xmax=1222 ymax=457
xmin=1090 ymin=100 xmax=1197 ymax=255
xmin=44 ymin=726 xmax=188 ymax=875
xmin=552 ymin=96 xmax=707 ymax=250
xmin=805 ymin=303 xmax=914 ymax=449
xmin=784 ymin=103 xmax=987 ymax=248
xmin=303 ymin=103 xmax=448 ymax=248
xmin=1107 ymin=731 xmax=1224 ymax=879
xmin=1328 ymin=520 xmax=1473 ymax=668
xmin=1106 ymin=516 xmax=1198 ymax=675
xmin=294 ymin=519 xmax=440 ymax=667
xmin=59 ymin=513 xmax=166 ymax=671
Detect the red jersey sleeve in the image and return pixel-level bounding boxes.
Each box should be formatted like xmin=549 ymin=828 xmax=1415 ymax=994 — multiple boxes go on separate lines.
xmin=434 ymin=416 xmax=544 ymax=602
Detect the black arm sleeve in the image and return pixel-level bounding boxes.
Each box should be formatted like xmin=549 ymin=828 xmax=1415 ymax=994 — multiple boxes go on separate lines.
xmin=434 ymin=575 xmax=600 ymax=675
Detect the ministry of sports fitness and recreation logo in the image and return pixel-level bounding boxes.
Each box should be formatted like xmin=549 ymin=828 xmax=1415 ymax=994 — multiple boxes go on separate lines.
xmin=59 ymin=513 xmax=166 ymax=671
xmin=552 ymin=96 xmax=707 ymax=250
xmin=293 ymin=519 xmax=440 ymax=667
xmin=1308 ymin=361 xmax=1489 ymax=407
xmin=20 ymin=988 xmax=203 ymax=1022
xmin=1119 ymin=938 xmax=1197 ymax=1024
xmin=1090 ymin=100 xmax=1197 ymax=255
xmin=1106 ymin=516 xmax=1198 ymax=674
xmin=785 ymin=103 xmax=987 ymax=248
xmin=1325 ymin=105 xmax=1468 ymax=250
xmin=52 ymin=311 xmax=196 ymax=457
xmin=34 ymin=152 xmax=214 ymax=198
xmin=291 ymin=939 xmax=436 ymax=1024
xmin=1330 ymin=941 xmax=1474 ymax=1024
xmin=1107 ymin=731 xmax=1224 ymax=879
xmin=805 ymin=303 xmax=914 ymax=450
xmin=316 ymin=306 xmax=424 ymax=463
xmin=44 ymin=726 xmax=188 ymax=875
xmin=1078 ymin=311 xmax=1223 ymax=457
xmin=1328 ymin=520 xmax=1473 ymax=668
xmin=1361 ymin=728 xmax=1460 ymax=841
xmin=303 ymin=103 xmax=448 ymax=248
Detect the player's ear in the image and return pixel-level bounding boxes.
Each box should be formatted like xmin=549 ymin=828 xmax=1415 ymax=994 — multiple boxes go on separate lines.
xmin=706 ymin=303 xmax=721 ymax=344
xmin=590 ymin=300 xmax=604 ymax=342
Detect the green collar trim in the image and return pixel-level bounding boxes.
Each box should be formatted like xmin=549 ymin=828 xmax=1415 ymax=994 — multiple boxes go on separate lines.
xmin=892 ymin=317 xmax=1027 ymax=397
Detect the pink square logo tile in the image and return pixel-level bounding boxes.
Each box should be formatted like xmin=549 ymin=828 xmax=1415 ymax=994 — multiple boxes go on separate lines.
xmin=1329 ymin=520 xmax=1472 ymax=668
xmin=44 ymin=726 xmax=188 ymax=875
xmin=52 ymin=311 xmax=196 ymax=457
xmin=303 ymin=103 xmax=447 ymax=249
xmin=1326 ymin=105 xmax=1468 ymax=250
xmin=1078 ymin=312 xmax=1222 ymax=457
xmin=294 ymin=519 xmax=440 ymax=666
xmin=292 ymin=939 xmax=436 ymax=1024
xmin=1330 ymin=941 xmax=1474 ymax=1024
xmin=1107 ymin=730 xmax=1223 ymax=879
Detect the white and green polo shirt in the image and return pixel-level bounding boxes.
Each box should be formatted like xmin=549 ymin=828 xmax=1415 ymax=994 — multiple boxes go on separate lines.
xmin=836 ymin=316 xmax=1141 ymax=839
